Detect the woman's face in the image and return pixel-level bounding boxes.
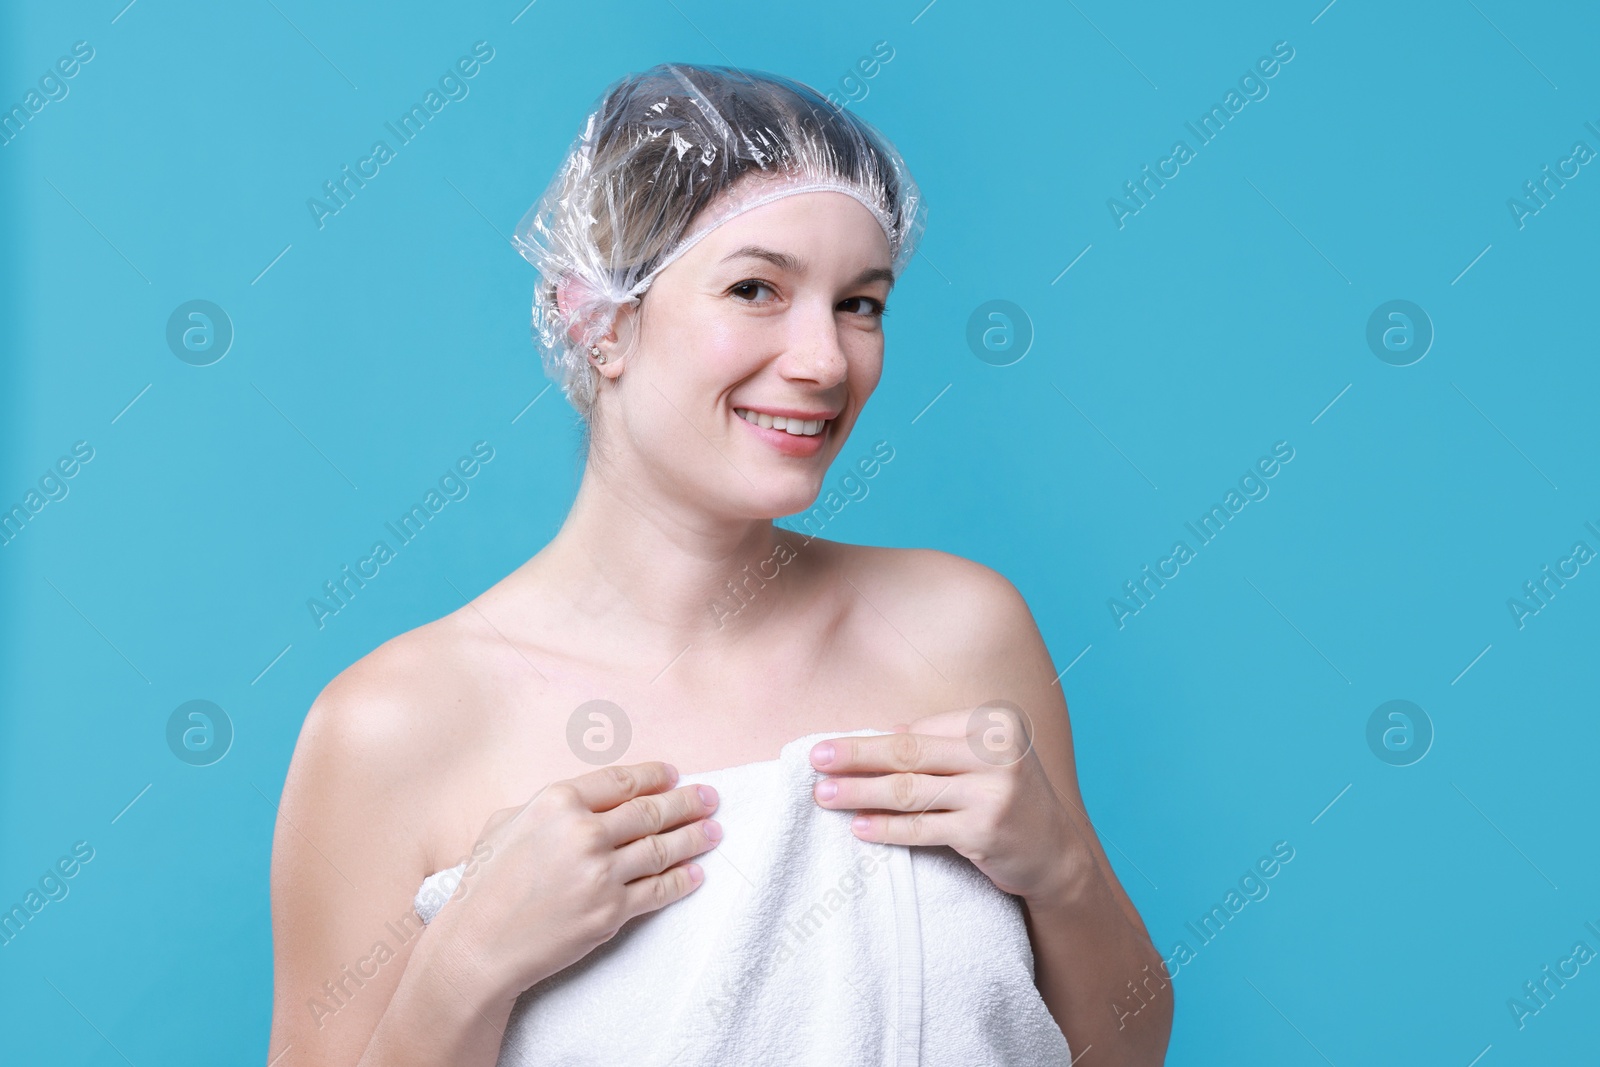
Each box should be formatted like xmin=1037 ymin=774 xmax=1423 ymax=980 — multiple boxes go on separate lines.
xmin=593 ymin=186 xmax=896 ymax=521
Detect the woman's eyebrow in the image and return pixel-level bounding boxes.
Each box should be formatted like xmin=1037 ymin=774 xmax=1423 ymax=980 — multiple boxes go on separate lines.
xmin=721 ymin=245 xmax=803 ymax=272
xmin=721 ymin=245 xmax=894 ymax=287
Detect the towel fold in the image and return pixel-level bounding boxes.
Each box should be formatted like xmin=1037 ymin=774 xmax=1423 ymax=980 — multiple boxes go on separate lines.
xmin=414 ymin=727 xmax=1072 ymax=1065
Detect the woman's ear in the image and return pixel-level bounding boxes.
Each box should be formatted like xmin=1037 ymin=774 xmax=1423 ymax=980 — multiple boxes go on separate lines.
xmin=590 ymin=301 xmax=638 ymax=380
xmin=555 ymin=275 xmax=632 ymax=380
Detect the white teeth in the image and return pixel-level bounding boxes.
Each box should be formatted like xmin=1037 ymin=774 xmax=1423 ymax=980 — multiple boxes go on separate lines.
xmin=735 ymin=408 xmax=827 ymax=437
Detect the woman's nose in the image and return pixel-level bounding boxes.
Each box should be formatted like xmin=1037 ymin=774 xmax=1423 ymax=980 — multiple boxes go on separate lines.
xmin=781 ymin=302 xmax=850 ymax=385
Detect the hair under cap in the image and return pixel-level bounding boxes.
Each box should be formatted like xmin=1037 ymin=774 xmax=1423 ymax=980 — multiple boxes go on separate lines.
xmin=511 ymin=63 xmax=926 ymax=419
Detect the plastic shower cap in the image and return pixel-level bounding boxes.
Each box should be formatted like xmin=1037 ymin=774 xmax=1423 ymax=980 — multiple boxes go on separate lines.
xmin=511 ymin=62 xmax=927 ymax=419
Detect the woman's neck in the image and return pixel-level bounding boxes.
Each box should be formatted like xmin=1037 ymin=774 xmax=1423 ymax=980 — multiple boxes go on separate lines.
xmin=528 ymin=454 xmax=808 ymax=654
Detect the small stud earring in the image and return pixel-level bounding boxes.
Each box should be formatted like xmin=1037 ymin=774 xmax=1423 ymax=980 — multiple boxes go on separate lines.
xmin=590 ymin=345 xmax=607 ymax=365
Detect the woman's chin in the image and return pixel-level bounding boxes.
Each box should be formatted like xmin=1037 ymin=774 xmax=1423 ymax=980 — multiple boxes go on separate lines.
xmin=739 ymin=479 xmax=828 ymax=523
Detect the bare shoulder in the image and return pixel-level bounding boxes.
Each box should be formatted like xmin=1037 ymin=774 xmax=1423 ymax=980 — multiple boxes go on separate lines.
xmin=816 ymin=540 xmax=1037 ymax=633
xmin=290 ymin=615 xmax=474 ymax=802
xmin=268 ymin=610 xmax=496 ymax=1058
xmin=807 ymin=548 xmax=1151 ymax=939
xmin=275 ymin=609 xmax=503 ymax=896
xmin=809 ymin=539 xmax=1053 ymax=699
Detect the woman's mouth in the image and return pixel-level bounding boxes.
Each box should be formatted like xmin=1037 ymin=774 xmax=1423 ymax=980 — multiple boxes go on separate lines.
xmin=733 ymin=408 xmax=829 ymax=436
xmin=733 ymin=406 xmax=835 ymax=457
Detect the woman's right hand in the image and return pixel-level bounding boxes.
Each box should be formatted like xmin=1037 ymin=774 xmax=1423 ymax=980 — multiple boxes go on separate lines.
xmin=433 ymin=761 xmax=722 ymax=1002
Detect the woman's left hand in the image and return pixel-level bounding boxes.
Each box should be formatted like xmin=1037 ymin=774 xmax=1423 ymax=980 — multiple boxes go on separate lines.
xmin=809 ymin=705 xmax=1093 ymax=903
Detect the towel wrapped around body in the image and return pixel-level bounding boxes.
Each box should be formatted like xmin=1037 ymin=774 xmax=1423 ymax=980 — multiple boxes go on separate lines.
xmin=413 ymin=728 xmax=1072 ymax=1066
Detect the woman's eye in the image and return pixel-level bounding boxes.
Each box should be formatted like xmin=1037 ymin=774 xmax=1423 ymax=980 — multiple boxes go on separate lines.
xmin=840 ymin=297 xmax=886 ymax=317
xmin=731 ymin=280 xmax=777 ymax=303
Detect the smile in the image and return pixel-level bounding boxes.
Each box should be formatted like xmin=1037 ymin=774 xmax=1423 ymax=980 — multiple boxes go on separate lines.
xmin=733 ymin=408 xmax=829 ymax=437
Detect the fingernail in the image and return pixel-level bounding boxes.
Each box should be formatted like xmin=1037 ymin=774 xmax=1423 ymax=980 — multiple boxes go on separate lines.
xmin=852 ymin=816 xmax=872 ymax=833
xmin=697 ymin=784 xmax=718 ymax=806
xmin=688 ymin=863 xmax=703 ymax=883
xmin=666 ymin=763 xmax=679 ymax=784
xmin=703 ymin=819 xmax=723 ymax=842
xmin=811 ymin=742 xmax=835 ymax=766
xmin=815 ymin=780 xmax=837 ymax=801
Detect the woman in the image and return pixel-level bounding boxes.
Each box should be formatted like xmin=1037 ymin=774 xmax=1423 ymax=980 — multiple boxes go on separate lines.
xmin=269 ymin=63 xmax=1172 ymax=1065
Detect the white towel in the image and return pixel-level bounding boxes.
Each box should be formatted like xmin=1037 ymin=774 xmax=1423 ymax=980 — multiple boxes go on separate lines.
xmin=414 ymin=728 xmax=1072 ymax=1066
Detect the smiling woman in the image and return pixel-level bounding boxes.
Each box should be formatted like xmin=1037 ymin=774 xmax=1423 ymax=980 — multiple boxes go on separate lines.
xmin=269 ymin=62 xmax=1171 ymax=1066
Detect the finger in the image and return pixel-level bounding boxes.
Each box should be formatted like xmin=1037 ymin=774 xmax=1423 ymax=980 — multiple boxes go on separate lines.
xmin=601 ymin=782 xmax=718 ymax=846
xmin=850 ymin=809 xmax=958 ymax=848
xmin=809 ymin=731 xmax=972 ymax=776
xmin=565 ymin=761 xmax=679 ymax=814
xmin=622 ymin=860 xmax=705 ymax=917
xmin=899 ymin=706 xmax=1036 ymax=762
xmin=892 ymin=707 xmax=975 ymax=739
xmin=614 ymin=817 xmax=722 ymax=883
xmin=814 ymin=770 xmax=970 ymax=815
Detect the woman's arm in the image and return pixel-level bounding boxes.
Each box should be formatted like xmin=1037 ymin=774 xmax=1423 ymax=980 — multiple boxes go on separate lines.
xmin=1020 ymin=844 xmax=1172 ymax=1065
xmin=857 ymin=549 xmax=1174 ymax=1065
xmin=268 ymin=662 xmax=517 ymax=1066
xmin=964 ymin=565 xmax=1172 ymax=1065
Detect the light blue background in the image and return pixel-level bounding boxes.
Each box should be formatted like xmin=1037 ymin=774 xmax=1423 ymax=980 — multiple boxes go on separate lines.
xmin=3 ymin=0 xmax=1597 ymax=1063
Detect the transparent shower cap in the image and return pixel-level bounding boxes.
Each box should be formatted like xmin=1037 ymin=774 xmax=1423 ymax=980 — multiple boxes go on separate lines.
xmin=511 ymin=62 xmax=926 ymax=419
